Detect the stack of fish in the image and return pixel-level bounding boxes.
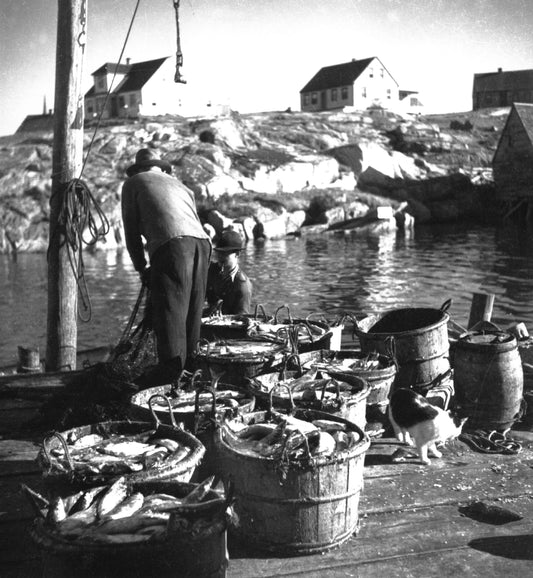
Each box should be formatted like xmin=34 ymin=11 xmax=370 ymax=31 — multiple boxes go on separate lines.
xmin=250 ymin=368 xmax=352 ymax=402
xmin=24 ymin=476 xmax=217 ymax=544
xmin=147 ymin=389 xmax=246 ymax=414
xmin=301 ymin=354 xmax=384 ymax=373
xmin=224 ymin=414 xmax=361 ymax=460
xmin=44 ymin=431 xmax=192 ymax=476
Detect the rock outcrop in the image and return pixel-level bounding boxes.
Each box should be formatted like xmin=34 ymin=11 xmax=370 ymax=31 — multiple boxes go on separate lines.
xmin=0 ymin=108 xmax=506 ymax=254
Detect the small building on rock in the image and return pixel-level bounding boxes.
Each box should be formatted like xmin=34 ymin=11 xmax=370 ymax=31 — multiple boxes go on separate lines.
xmin=492 ymin=103 xmax=533 ymax=213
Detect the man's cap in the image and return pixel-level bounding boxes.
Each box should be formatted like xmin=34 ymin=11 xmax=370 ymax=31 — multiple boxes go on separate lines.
xmin=126 ymin=148 xmax=172 ymax=177
xmin=214 ymin=230 xmax=245 ymax=252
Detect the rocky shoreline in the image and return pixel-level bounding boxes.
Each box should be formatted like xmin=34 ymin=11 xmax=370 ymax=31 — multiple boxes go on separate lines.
xmin=0 ymin=107 xmax=508 ymax=254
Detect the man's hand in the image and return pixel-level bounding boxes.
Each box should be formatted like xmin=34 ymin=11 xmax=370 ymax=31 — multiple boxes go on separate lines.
xmin=139 ymin=266 xmax=151 ymax=287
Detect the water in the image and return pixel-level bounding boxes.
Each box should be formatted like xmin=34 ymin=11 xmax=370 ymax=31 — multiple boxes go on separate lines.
xmin=1 ymin=222 xmax=532 ymax=367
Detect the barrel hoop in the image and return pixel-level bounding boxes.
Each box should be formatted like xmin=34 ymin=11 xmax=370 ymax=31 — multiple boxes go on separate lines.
xmin=233 ymin=484 xmax=363 ymax=506
xmin=241 ymin=524 xmax=358 ymax=554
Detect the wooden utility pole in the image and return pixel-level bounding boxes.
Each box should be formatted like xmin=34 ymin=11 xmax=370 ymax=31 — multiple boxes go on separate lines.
xmin=46 ymin=0 xmax=87 ymax=371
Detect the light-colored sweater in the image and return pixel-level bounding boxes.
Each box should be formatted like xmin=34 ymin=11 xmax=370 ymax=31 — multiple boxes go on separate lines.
xmin=121 ymin=170 xmax=209 ymax=272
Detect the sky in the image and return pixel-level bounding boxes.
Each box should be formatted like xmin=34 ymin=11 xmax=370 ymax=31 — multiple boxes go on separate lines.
xmin=1 ymin=0 xmax=532 ymax=136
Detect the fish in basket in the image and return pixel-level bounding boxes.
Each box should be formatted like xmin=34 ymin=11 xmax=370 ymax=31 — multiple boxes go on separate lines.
xmin=200 ymin=303 xmax=273 ymax=341
xmin=193 ymin=335 xmax=288 ymax=387
xmin=295 ymin=346 xmax=397 ymax=436
xmin=216 ymin=407 xmax=370 ymax=555
xmin=129 ymin=371 xmax=256 ymax=480
xmin=37 ymin=399 xmax=205 ymax=493
xmin=247 ymin=355 xmax=370 ymax=430
xmin=25 ymin=477 xmax=230 ymax=578
xmin=129 ymin=370 xmax=255 ymax=431
xmin=247 ymin=305 xmax=345 ymax=352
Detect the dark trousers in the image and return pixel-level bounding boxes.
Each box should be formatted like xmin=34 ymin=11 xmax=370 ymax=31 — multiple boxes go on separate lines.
xmin=150 ymin=237 xmax=211 ymax=373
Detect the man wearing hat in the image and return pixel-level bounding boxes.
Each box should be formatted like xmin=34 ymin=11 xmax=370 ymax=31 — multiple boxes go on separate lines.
xmin=121 ymin=148 xmax=211 ymax=378
xmin=205 ymin=229 xmax=252 ymax=315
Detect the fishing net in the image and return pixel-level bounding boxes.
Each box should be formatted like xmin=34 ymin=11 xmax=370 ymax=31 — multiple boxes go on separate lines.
xmin=105 ymin=281 xmax=159 ymax=382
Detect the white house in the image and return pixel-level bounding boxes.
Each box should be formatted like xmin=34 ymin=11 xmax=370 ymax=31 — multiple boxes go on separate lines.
xmin=84 ymin=57 xmax=228 ymax=120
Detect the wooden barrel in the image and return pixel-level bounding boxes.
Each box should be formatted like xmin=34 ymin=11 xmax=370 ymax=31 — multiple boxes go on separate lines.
xmin=453 ymin=331 xmax=524 ymax=431
xmin=354 ymin=301 xmax=451 ymax=391
xmin=217 ymin=409 xmax=370 ymax=555
xmin=30 ymin=480 xmax=228 ymax=578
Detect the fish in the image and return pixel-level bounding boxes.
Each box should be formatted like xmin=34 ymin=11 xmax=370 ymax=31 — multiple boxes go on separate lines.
xmin=181 ymin=476 xmax=215 ymax=504
xmin=312 ymin=431 xmax=336 ymax=456
xmin=46 ymin=496 xmax=67 ymax=525
xmin=103 ymin=492 xmax=144 ymax=521
xmin=97 ymin=441 xmax=156 ymax=458
xmin=153 ymin=438 xmax=180 ymax=452
xmin=143 ymin=448 xmax=169 ymax=469
xmin=238 ymin=423 xmax=278 ymax=440
xmin=95 ymin=511 xmax=170 ymax=535
xmin=140 ymin=497 xmax=184 ymax=512
xmin=75 ymin=486 xmax=107 ymax=512
xmin=97 ymin=476 xmax=129 ymax=519
xmin=62 ymin=491 xmax=84 ymax=516
xmin=312 ymin=419 xmax=348 ymax=433
xmin=70 ymin=433 xmax=105 ymax=450
xmin=20 ymin=484 xmax=49 ymax=518
xmin=88 ymin=532 xmax=154 ymax=544
xmin=57 ymin=503 xmax=98 ymax=536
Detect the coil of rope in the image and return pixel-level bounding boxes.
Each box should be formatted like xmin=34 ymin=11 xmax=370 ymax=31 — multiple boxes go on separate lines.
xmin=48 ymin=178 xmax=110 ymax=322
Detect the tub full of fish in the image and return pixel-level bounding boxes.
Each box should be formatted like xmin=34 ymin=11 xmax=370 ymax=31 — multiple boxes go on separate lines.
xmin=129 ymin=371 xmax=255 ymax=431
xmin=216 ymin=408 xmax=370 ymax=554
xmin=130 ymin=376 xmax=255 ymax=481
xmin=247 ymin=305 xmax=345 ymax=352
xmin=194 ymin=336 xmax=288 ymax=386
xmin=247 ymin=357 xmax=370 ymax=430
xmin=37 ymin=414 xmax=205 ymax=491
xmin=26 ymin=476 xmax=229 ymax=578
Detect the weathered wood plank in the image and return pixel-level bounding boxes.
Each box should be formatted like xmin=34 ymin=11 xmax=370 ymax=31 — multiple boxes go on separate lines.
xmin=227 ymin=497 xmax=533 ymax=577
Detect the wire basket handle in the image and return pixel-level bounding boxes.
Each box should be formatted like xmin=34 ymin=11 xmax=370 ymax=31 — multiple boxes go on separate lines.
xmin=440 ymin=298 xmax=452 ymax=313
xmin=148 ymin=393 xmax=179 ymax=429
xmin=42 ymin=432 xmax=75 ymax=473
xmin=269 ymin=382 xmax=295 ymax=414
xmin=253 ymin=304 xmax=270 ymax=321
xmin=280 ymin=353 xmax=302 ymax=379
xmin=274 ymin=304 xmax=292 ymax=324
xmin=193 ymin=386 xmax=217 ymax=435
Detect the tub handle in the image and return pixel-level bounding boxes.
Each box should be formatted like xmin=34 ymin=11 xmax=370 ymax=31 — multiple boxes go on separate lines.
xmin=274 ymin=304 xmax=292 ymax=324
xmin=193 ymin=386 xmax=217 ymax=435
xmin=253 ymin=303 xmax=270 ymax=321
xmin=42 ymin=431 xmax=75 ymax=473
xmin=148 ymin=393 xmax=179 ymax=430
xmin=440 ymin=299 xmax=452 ymax=313
xmin=280 ymin=353 xmax=303 ymax=379
xmin=269 ymin=382 xmax=295 ymax=414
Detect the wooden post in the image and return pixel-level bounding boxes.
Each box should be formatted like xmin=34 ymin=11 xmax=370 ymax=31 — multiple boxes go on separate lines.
xmin=45 ymin=0 xmax=87 ymax=371
xmin=467 ymin=293 xmax=495 ymax=330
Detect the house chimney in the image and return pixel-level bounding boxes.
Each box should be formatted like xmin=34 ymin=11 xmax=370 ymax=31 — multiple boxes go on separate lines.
xmin=497 ymin=67 xmax=502 ymax=73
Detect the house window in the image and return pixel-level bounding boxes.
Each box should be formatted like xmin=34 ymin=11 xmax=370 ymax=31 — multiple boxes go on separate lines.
xmin=311 ymin=92 xmax=318 ymax=105
xmin=130 ymin=94 xmax=136 ymax=106
xmin=341 ymin=86 xmax=348 ymax=100
xmin=119 ymin=96 xmax=125 ymax=107
xmin=303 ymin=94 xmax=309 ymax=105
xmin=97 ymin=77 xmax=106 ymax=90
xmin=387 ymin=88 xmax=391 ymax=99
xmin=369 ymin=68 xmax=374 ymax=78
xmin=331 ymin=88 xmax=337 ymax=102
xmin=362 ymin=87 xmax=367 ymax=98
xmin=87 ymin=105 xmax=93 ymax=114
xmin=380 ymin=68 xmax=384 ymax=78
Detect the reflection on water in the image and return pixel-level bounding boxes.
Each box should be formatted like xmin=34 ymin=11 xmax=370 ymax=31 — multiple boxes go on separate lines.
xmin=1 ymin=222 xmax=532 ymax=366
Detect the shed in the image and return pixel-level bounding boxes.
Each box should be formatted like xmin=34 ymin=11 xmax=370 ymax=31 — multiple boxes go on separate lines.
xmin=492 ymin=103 xmax=533 ymax=211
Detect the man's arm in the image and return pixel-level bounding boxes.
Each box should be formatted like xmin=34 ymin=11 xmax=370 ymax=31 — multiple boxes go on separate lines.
xmin=121 ymin=181 xmax=147 ymax=273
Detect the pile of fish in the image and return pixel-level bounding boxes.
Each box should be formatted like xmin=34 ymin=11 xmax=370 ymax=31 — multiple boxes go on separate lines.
xmin=250 ymin=369 xmax=353 ymax=403
xmin=43 ymin=430 xmax=192 ymax=476
xmin=147 ymin=389 xmax=247 ymax=414
xmin=300 ymin=352 xmax=385 ymax=373
xmin=224 ymin=414 xmax=361 ymax=460
xmin=24 ymin=476 xmax=218 ymax=544
xmin=201 ymin=314 xmax=248 ymax=328
xmin=248 ymin=321 xmax=326 ymax=344
xmin=198 ymin=339 xmax=285 ymax=358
